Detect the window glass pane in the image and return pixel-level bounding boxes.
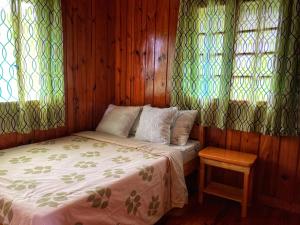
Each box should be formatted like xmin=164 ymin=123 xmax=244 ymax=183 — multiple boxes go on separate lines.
xmin=198 ymin=34 xmax=205 ymax=52
xmin=199 ymin=8 xmax=206 ymax=33
xmin=198 ymin=55 xmax=205 ymax=65
xmin=21 ymin=2 xmax=41 ymax=101
xmin=213 ymin=33 xmax=224 ymax=54
xmin=0 ymin=0 xmax=18 ymax=102
xmin=258 ymin=30 xmax=278 ymax=52
xmin=256 ymin=54 xmax=276 ymax=77
xmin=230 ymin=77 xmax=253 ymax=101
xmin=233 ymin=55 xmax=255 ymax=77
xmin=211 ymin=76 xmax=220 ymax=98
xmin=256 ymin=77 xmax=271 ymax=101
xmin=231 ymin=77 xmax=270 ymax=102
xmin=211 ymin=55 xmax=223 ymax=76
xmin=262 ymin=0 xmax=280 ymax=28
xmin=197 ymin=5 xmax=225 ymax=75
xmin=211 ymin=5 xmax=225 ymax=32
xmin=231 ymin=0 xmax=280 ymax=102
xmin=194 ymin=3 xmax=226 ymax=99
xmin=238 ymin=1 xmax=259 ymax=31
xmin=236 ymin=32 xmax=257 ymax=53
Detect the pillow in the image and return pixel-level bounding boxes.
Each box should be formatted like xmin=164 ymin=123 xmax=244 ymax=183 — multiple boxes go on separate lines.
xmin=129 ymin=104 xmax=151 ymax=136
xmin=135 ymin=106 xmax=178 ymax=144
xmin=96 ymin=104 xmax=141 ymax=137
xmin=171 ymin=110 xmax=197 ymax=146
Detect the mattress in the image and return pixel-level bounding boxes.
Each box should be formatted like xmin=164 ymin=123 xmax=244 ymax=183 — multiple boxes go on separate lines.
xmin=127 ymin=137 xmax=200 ymax=164
xmin=166 ymin=140 xmax=200 ymax=164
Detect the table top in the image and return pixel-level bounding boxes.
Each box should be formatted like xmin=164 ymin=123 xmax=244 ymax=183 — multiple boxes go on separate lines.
xmin=199 ymin=146 xmax=257 ymax=167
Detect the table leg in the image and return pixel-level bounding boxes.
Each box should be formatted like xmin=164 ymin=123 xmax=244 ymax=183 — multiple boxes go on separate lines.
xmin=207 ymin=165 xmax=212 ymax=184
xmin=248 ymin=168 xmax=254 ymax=206
xmin=242 ymin=171 xmax=250 ymax=218
xmin=198 ymin=159 xmax=205 ymax=204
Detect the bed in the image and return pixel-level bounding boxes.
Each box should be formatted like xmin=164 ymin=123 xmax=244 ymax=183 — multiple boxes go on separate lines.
xmin=0 ymin=131 xmax=199 ymax=225
xmin=164 ymin=140 xmax=200 ymax=176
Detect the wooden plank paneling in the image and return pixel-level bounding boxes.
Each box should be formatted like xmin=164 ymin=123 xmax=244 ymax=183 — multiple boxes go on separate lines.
xmin=64 ymin=0 xmax=76 ymax=133
xmin=240 ymin=132 xmax=260 ymax=155
xmin=77 ymin=0 xmax=89 ymax=131
xmin=153 ymin=0 xmax=170 ymax=107
xmin=131 ymin=0 xmax=146 ymax=106
xmin=258 ymin=135 xmax=280 ymax=197
xmin=206 ymin=127 xmax=226 ymax=148
xmin=107 ymin=0 xmax=116 ymax=106
xmin=166 ymin=0 xmax=179 ymax=105
xmin=126 ymin=0 xmax=134 ymax=106
xmin=226 ymin=129 xmax=242 ymax=151
xmin=120 ymin=0 xmax=128 ymax=105
xmin=295 ymin=141 xmax=300 ymax=205
xmin=223 ymin=130 xmax=243 ymax=186
xmin=94 ymin=0 xmax=112 ymax=124
xmin=115 ymin=0 xmax=121 ymax=106
xmin=276 ymin=137 xmax=299 ymax=202
xmin=144 ymin=0 xmax=156 ymax=105
xmin=87 ymin=0 xmax=96 ymax=129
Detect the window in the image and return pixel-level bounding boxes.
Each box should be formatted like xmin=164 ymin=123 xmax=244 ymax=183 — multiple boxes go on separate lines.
xmin=0 ymin=0 xmax=62 ymax=102
xmin=195 ymin=0 xmax=280 ymax=101
xmin=196 ymin=3 xmax=226 ymax=98
xmin=231 ymin=0 xmax=280 ymax=101
xmin=0 ymin=0 xmax=19 ymax=102
xmin=172 ymin=0 xmax=299 ymax=136
xmin=0 ymin=0 xmax=64 ymax=133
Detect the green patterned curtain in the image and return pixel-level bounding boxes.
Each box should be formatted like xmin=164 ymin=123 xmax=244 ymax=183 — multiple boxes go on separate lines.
xmin=172 ymin=0 xmax=300 ymax=136
xmin=0 ymin=0 xmax=65 ymax=134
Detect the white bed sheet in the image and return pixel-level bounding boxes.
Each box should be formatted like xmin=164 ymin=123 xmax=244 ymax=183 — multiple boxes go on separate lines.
xmin=165 ymin=140 xmax=200 ymax=164
xmin=126 ymin=136 xmax=200 ymax=164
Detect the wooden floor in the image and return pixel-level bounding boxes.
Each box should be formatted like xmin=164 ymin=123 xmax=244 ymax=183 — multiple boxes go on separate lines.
xmin=156 ymin=195 xmax=300 ymax=225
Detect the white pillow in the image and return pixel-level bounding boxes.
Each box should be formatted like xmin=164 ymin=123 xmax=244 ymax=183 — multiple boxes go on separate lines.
xmin=135 ymin=106 xmax=178 ymax=144
xmin=96 ymin=104 xmax=141 ymax=137
xmin=171 ymin=110 xmax=197 ymax=146
xmin=129 ymin=104 xmax=151 ymax=136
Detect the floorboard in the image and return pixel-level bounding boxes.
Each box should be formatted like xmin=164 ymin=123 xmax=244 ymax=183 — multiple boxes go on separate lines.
xmin=156 ymin=195 xmax=300 ymax=225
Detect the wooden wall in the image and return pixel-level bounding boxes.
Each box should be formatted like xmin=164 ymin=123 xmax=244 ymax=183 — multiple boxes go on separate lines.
xmin=0 ymin=0 xmax=115 ymax=149
xmin=114 ymin=0 xmax=179 ymax=107
xmin=63 ymin=0 xmax=115 ymax=132
xmin=113 ymin=0 xmax=300 ymax=213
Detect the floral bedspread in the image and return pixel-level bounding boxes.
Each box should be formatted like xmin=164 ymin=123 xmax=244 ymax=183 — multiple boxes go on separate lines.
xmin=0 ymin=131 xmax=187 ymax=225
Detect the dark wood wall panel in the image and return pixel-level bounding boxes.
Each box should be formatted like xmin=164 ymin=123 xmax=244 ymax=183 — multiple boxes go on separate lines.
xmin=113 ymin=0 xmax=300 ymax=212
xmin=115 ymin=0 xmax=179 ymax=106
xmin=0 ymin=0 xmax=114 ymax=150
xmin=66 ymin=0 xmax=115 ymax=132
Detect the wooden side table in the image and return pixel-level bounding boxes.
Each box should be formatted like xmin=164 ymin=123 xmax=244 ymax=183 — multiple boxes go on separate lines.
xmin=198 ymin=147 xmax=257 ymax=218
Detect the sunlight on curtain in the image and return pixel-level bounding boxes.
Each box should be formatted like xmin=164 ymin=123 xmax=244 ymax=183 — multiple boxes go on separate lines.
xmin=21 ymin=1 xmax=41 ymax=101
xmin=0 ymin=0 xmax=65 ymax=134
xmin=0 ymin=0 xmax=19 ymax=102
xmin=172 ymin=0 xmax=300 ymax=136
xmin=231 ymin=0 xmax=280 ymax=102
